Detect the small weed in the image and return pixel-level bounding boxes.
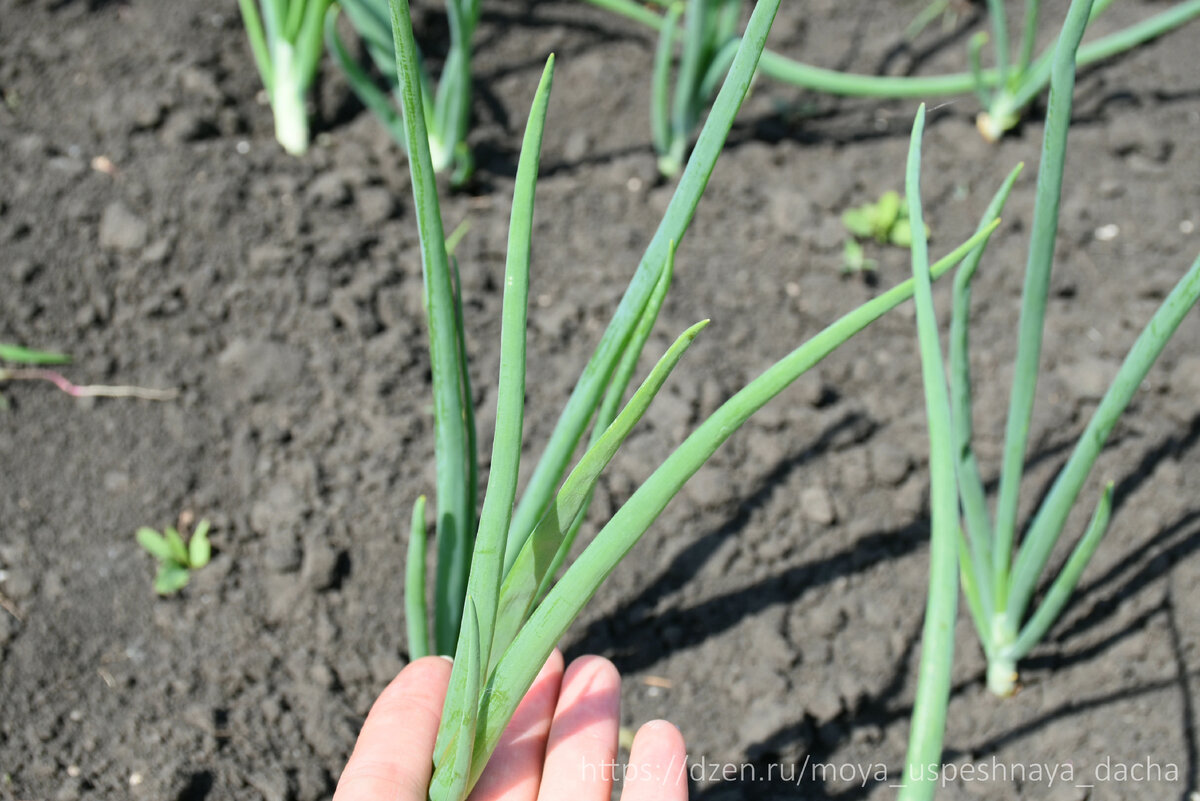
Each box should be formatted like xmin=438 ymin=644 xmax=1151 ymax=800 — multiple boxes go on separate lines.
xmin=841 ymin=190 xmax=928 ymax=274
xmin=0 ymin=342 xmax=177 ymax=403
xmin=842 ymin=190 xmax=925 ymax=247
xmin=136 ymin=520 xmax=212 ymax=595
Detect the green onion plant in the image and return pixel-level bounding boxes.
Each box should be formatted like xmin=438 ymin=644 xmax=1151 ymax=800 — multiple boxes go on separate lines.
xmin=898 ymin=1 xmax=1200 ymax=793
xmin=328 ymin=0 xmax=480 ymax=183
xmin=237 ymin=0 xmax=333 ymax=155
xmin=385 ymin=0 xmax=1000 ymax=795
xmin=968 ymin=0 xmax=1200 ymax=140
xmin=647 ymin=0 xmax=743 ymax=176
xmin=587 ymin=0 xmax=1199 ymax=170
xmin=952 ymin=0 xmax=1200 ymax=700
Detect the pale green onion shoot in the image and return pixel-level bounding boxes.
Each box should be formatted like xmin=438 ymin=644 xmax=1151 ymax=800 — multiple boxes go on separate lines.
xmin=237 ymin=0 xmax=333 ymax=155
xmin=329 ymin=0 xmax=480 ymax=183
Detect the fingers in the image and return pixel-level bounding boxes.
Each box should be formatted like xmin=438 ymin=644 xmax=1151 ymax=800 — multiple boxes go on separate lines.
xmin=469 ymin=649 xmax=565 ymax=801
xmin=333 ymin=652 xmax=687 ymax=801
xmin=334 ymin=656 xmax=454 ymax=801
xmin=620 ymin=720 xmax=688 ymax=801
xmin=535 ymin=655 xmax=622 ymax=801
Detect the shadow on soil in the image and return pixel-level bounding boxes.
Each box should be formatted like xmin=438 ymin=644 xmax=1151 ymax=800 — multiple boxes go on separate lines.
xmin=593 ymin=411 xmax=1200 ymax=799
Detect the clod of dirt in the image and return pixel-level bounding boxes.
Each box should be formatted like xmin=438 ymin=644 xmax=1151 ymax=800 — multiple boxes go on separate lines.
xmin=98 ymin=202 xmax=148 ymax=252
xmin=800 ymin=485 xmax=837 ymax=525
xmin=307 ymin=172 xmax=353 ymax=208
xmin=160 ymin=108 xmax=219 ymax=144
xmin=301 ymin=529 xmax=344 ymax=592
xmin=251 ymin=481 xmax=307 ymax=537
xmin=739 ymin=695 xmax=793 ymax=746
xmin=216 ymin=339 xmax=307 ymax=403
xmin=263 ymin=530 xmax=302 ymax=574
xmin=1060 ymin=356 xmax=1117 ymax=402
xmin=1 ymin=571 xmax=36 ymax=601
xmin=356 ymin=186 xmax=395 ymax=226
xmin=0 ymin=613 xmax=19 ymax=646
xmin=871 ymin=442 xmax=911 ymax=486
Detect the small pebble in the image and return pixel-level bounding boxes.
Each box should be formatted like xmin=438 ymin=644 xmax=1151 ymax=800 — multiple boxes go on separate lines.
xmin=90 ymin=155 xmax=117 ymax=175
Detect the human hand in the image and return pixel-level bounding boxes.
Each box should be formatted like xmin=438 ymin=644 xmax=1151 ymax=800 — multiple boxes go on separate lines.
xmin=334 ymin=650 xmax=687 ymax=801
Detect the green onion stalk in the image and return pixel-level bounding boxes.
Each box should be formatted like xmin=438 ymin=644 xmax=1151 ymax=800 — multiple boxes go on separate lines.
xmin=385 ymin=0 xmax=1005 ymax=796
xmin=897 ymin=102 xmax=962 ymax=801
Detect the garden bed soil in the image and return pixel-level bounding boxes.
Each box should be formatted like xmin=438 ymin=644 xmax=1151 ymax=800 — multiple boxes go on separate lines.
xmin=2 ymin=0 xmax=1199 ymax=798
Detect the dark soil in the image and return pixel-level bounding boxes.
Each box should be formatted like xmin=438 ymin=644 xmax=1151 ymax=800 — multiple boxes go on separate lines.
xmin=2 ymin=0 xmax=1199 ymax=798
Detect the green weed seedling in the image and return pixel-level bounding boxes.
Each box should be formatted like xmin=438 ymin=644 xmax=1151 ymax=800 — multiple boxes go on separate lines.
xmin=841 ymin=238 xmax=877 ymax=275
xmin=586 ymin=0 xmax=1199 ymax=171
xmin=0 ymin=343 xmax=71 ymax=366
xmin=897 ymin=1 xmax=1200 ymax=796
xmin=384 ymin=0 xmax=1001 ymax=796
xmin=841 ymin=189 xmax=929 ymax=274
xmin=328 ymin=0 xmax=480 ymax=183
xmin=0 ymin=343 xmax=69 ymax=409
xmin=0 ymin=343 xmax=177 ymax=403
xmin=237 ymin=0 xmax=332 ymax=154
xmin=842 ymin=190 xmax=923 ymax=248
xmin=136 ymin=520 xmax=213 ymax=596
